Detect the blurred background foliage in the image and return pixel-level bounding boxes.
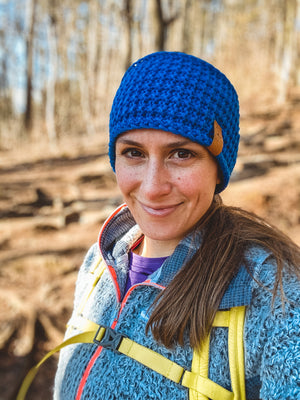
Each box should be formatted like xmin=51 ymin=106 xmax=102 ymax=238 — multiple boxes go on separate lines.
xmin=0 ymin=0 xmax=299 ymax=148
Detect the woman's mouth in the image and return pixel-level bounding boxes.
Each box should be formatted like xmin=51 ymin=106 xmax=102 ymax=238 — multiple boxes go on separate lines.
xmin=140 ymin=202 xmax=181 ymax=217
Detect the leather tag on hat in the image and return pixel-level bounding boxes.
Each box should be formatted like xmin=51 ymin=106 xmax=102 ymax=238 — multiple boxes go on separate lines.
xmin=207 ymin=120 xmax=223 ymax=156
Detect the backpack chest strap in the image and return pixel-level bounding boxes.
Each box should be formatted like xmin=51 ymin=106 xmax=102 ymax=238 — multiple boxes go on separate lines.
xmin=93 ymin=325 xmax=234 ymax=400
xmin=17 ymin=307 xmax=246 ymax=400
xmin=17 ymin=320 xmax=233 ymax=400
xmin=67 ymin=306 xmax=246 ymax=400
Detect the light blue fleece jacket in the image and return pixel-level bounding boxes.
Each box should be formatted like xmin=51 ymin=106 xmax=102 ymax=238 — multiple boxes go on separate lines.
xmin=54 ymin=205 xmax=300 ymax=400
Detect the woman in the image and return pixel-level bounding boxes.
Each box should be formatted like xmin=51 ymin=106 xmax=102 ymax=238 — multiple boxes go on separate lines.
xmin=53 ymin=52 xmax=299 ymax=400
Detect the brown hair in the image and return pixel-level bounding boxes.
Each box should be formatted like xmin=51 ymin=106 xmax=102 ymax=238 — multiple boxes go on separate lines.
xmin=146 ymin=195 xmax=300 ymax=349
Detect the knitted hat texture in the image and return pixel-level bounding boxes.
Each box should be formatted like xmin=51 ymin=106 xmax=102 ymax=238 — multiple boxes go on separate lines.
xmin=109 ymin=51 xmax=240 ymax=192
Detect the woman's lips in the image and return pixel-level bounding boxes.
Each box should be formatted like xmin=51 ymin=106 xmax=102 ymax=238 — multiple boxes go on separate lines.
xmin=140 ymin=202 xmax=181 ymax=217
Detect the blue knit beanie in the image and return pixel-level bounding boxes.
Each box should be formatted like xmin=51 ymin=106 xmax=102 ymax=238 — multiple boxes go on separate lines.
xmin=109 ymin=51 xmax=240 ymax=193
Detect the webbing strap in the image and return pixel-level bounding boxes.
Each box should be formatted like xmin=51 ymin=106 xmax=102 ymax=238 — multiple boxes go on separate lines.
xmin=17 ymin=257 xmax=105 ymax=400
xmin=228 ymin=306 xmax=246 ymax=400
xmin=66 ymin=314 xmax=100 ymax=336
xmin=16 ymin=330 xmax=98 ymax=400
xmin=94 ymin=324 xmax=233 ymax=399
xmin=77 ymin=258 xmax=105 ymax=315
xmin=189 ymin=334 xmax=211 ymax=400
xmin=189 ymin=307 xmax=246 ymax=400
xmin=120 ymin=337 xmax=184 ymax=382
xmin=17 ymin=308 xmax=244 ymax=400
xmin=183 ymin=371 xmax=233 ymax=400
xmin=188 ymin=310 xmax=231 ymax=400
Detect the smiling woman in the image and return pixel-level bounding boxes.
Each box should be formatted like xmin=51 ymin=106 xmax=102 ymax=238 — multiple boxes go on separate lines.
xmin=115 ymin=129 xmax=219 ymax=257
xmin=18 ymin=51 xmax=299 ymax=400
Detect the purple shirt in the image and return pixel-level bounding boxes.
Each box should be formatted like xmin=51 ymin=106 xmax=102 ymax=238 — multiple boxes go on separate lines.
xmin=125 ymin=251 xmax=168 ymax=293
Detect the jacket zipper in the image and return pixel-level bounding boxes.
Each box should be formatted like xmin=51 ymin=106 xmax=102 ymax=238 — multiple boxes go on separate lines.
xmin=76 ymin=278 xmax=164 ymax=399
xmin=77 ymin=203 xmax=165 ymax=399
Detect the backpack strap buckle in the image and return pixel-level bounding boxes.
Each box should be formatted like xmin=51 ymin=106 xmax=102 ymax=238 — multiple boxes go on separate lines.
xmin=93 ymin=326 xmax=126 ymax=353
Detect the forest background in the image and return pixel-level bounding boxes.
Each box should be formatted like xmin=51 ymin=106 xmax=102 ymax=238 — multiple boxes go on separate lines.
xmin=0 ymin=0 xmax=299 ymax=399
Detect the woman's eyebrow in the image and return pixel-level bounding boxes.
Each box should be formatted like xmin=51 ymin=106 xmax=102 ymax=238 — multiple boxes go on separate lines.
xmin=117 ymin=138 xmax=193 ymax=148
xmin=166 ymin=140 xmax=192 ymax=148
xmin=116 ymin=138 xmax=141 ymax=146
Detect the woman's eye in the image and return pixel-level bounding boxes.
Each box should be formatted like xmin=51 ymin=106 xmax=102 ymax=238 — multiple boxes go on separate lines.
xmin=172 ymin=149 xmax=193 ymax=159
xmin=122 ymin=148 xmax=144 ymax=158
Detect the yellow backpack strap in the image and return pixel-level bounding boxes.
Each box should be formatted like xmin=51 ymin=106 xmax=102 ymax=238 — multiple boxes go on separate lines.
xmin=188 ymin=334 xmax=210 ymax=400
xmin=17 ymin=328 xmax=100 ymax=400
xmin=17 ymin=309 xmax=244 ymax=400
xmin=17 ymin=256 xmax=106 ymax=400
xmin=189 ymin=307 xmax=246 ymax=400
xmin=17 ymin=265 xmax=246 ymax=400
xmin=17 ymin=322 xmax=228 ymax=400
xmin=76 ymin=257 xmax=105 ymax=316
xmin=95 ymin=325 xmax=234 ymax=400
xmin=228 ymin=306 xmax=246 ymax=400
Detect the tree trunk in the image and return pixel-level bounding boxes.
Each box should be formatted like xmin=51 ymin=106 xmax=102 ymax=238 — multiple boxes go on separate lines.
xmin=182 ymin=0 xmax=193 ymax=53
xmin=149 ymin=0 xmax=180 ymax=51
xmin=154 ymin=0 xmax=165 ymax=51
xmin=276 ymin=0 xmax=298 ymax=104
xmin=24 ymin=0 xmax=37 ymax=136
xmin=87 ymin=0 xmax=100 ymax=117
xmin=46 ymin=14 xmax=58 ymax=145
xmin=124 ymin=0 xmax=134 ymax=70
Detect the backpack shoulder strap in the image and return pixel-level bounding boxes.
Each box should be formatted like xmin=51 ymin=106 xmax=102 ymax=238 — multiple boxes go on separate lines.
xmin=77 ymin=256 xmax=105 ymax=314
xmin=189 ymin=306 xmax=246 ymax=400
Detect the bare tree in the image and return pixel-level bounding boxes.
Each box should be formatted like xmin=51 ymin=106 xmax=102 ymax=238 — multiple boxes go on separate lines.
xmin=149 ymin=0 xmax=180 ymax=51
xmin=1 ymin=0 xmax=300 ymax=147
xmin=123 ymin=0 xmax=134 ymax=70
xmin=24 ymin=0 xmax=37 ymax=135
xmin=275 ymin=0 xmax=299 ymax=103
xmin=182 ymin=0 xmax=193 ymax=53
xmin=87 ymin=0 xmax=101 ymax=118
xmin=78 ymin=0 xmax=100 ymax=136
xmin=0 ymin=23 xmax=13 ymax=124
xmin=45 ymin=8 xmax=58 ymax=145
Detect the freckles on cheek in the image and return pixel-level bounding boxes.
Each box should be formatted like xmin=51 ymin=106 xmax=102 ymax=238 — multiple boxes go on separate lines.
xmin=117 ymin=170 xmax=137 ymax=190
xmin=176 ymin=171 xmax=197 ymax=190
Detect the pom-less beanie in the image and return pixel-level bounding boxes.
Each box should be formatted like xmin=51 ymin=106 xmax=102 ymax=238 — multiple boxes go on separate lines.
xmin=109 ymin=51 xmax=240 ymax=193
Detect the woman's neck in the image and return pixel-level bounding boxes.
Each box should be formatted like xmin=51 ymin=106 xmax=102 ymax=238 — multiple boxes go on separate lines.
xmin=135 ymin=237 xmax=179 ymax=258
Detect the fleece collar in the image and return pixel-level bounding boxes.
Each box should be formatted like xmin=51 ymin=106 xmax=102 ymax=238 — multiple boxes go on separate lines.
xmin=98 ymin=204 xmax=255 ymax=309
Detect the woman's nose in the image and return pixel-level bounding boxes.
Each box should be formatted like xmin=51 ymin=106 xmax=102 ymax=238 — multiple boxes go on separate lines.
xmin=140 ymin=160 xmax=172 ymax=199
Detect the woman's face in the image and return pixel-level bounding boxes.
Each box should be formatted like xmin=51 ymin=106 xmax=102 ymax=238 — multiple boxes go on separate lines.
xmin=115 ymin=129 xmax=220 ymax=256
